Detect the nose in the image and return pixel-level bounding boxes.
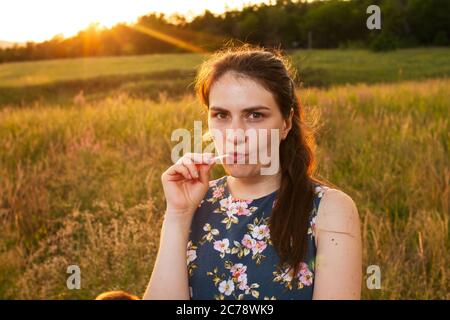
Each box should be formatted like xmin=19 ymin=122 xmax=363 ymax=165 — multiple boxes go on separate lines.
xmin=225 ymin=118 xmax=247 ymax=151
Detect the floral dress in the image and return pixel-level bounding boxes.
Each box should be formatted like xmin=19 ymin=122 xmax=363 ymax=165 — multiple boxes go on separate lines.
xmin=187 ymin=175 xmax=328 ymax=300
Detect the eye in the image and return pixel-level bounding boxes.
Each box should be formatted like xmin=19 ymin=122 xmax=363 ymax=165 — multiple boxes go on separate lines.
xmin=247 ymin=112 xmax=264 ymax=120
xmin=211 ymin=112 xmax=228 ymax=120
xmin=217 ymin=112 xmax=228 ymax=119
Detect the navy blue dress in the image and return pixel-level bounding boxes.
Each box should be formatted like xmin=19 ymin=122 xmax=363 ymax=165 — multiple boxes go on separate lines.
xmin=187 ymin=175 xmax=327 ymax=300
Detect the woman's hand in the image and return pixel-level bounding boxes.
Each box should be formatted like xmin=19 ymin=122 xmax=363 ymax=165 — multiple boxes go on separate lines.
xmin=161 ymin=152 xmax=216 ymax=218
xmin=144 ymin=152 xmax=216 ymax=300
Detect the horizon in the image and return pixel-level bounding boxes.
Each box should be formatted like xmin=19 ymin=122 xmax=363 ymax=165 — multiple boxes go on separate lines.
xmin=0 ymin=0 xmax=278 ymax=44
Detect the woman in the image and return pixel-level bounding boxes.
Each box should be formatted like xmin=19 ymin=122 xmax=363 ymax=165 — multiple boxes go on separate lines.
xmin=143 ymin=45 xmax=362 ymax=300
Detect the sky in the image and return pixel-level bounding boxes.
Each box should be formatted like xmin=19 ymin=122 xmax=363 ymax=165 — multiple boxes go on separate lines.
xmin=0 ymin=0 xmax=274 ymax=43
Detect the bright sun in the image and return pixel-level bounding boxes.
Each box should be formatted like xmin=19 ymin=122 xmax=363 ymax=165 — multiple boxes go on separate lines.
xmin=1 ymin=0 xmax=271 ymax=43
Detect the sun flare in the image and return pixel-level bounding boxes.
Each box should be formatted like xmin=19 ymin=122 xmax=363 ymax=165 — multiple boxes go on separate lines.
xmin=0 ymin=0 xmax=272 ymax=43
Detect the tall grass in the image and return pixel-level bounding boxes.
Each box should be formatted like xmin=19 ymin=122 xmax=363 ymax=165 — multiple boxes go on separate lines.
xmin=0 ymin=78 xmax=448 ymax=299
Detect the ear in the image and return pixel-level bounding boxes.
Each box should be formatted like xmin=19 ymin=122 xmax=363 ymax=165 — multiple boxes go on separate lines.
xmin=281 ymin=108 xmax=294 ymax=140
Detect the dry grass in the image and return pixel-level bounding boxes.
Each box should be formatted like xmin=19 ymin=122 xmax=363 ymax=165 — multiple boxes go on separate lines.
xmin=0 ymin=78 xmax=448 ymax=299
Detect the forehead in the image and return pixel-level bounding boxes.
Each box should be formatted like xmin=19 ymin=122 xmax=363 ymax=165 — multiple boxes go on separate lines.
xmin=209 ymin=71 xmax=278 ymax=111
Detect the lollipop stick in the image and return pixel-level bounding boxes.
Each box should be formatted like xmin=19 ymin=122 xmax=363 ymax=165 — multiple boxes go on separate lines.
xmin=210 ymin=154 xmax=229 ymax=162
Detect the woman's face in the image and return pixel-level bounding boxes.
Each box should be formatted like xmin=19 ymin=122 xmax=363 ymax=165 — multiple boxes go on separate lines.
xmin=208 ymin=71 xmax=292 ymax=178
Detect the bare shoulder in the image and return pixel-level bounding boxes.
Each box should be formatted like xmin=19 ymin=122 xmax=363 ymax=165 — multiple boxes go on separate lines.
xmin=312 ymin=186 xmax=362 ymax=299
xmin=315 ymin=187 xmax=360 ymax=237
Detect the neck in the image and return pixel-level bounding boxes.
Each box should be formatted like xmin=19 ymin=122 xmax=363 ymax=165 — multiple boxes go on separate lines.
xmin=226 ymin=172 xmax=281 ymax=200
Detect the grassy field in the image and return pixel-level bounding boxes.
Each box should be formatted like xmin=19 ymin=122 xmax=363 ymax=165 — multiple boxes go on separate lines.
xmin=1 ymin=48 xmax=449 ymax=107
xmin=0 ymin=48 xmax=449 ymax=299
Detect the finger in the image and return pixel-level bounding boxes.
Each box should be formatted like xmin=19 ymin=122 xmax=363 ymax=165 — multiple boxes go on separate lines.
xmin=181 ymin=157 xmax=200 ymax=179
xmin=181 ymin=152 xmax=216 ymax=165
xmin=166 ymin=163 xmax=192 ymax=181
xmin=197 ymin=162 xmax=214 ymax=185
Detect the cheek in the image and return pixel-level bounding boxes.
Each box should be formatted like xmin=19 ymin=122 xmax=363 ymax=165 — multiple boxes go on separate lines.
xmin=257 ymin=128 xmax=281 ymax=156
xmin=257 ymin=119 xmax=283 ymax=145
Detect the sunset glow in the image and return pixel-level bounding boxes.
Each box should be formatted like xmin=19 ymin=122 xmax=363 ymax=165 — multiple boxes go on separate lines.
xmin=0 ymin=0 xmax=272 ymax=43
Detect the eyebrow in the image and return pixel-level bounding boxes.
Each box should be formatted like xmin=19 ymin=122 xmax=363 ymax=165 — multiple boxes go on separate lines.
xmin=209 ymin=105 xmax=271 ymax=112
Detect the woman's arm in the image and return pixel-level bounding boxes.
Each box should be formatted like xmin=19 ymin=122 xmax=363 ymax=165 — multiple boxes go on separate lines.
xmin=142 ymin=212 xmax=193 ymax=300
xmin=142 ymin=153 xmax=214 ymax=300
xmin=312 ymin=188 xmax=362 ymax=300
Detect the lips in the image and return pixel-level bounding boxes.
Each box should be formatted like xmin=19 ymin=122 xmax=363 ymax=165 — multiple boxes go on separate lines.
xmin=226 ymin=152 xmax=248 ymax=162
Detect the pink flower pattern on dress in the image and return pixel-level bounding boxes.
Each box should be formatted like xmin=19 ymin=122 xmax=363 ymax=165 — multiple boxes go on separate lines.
xmin=188 ymin=176 xmax=325 ymax=300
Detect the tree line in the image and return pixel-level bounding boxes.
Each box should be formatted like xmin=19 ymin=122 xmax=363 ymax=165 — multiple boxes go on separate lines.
xmin=1 ymin=0 xmax=449 ymax=63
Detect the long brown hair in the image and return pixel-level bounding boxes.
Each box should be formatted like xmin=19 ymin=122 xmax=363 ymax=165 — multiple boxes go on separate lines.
xmin=195 ymin=43 xmax=329 ymax=282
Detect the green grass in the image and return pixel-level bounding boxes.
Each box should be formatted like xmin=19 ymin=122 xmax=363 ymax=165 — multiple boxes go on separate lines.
xmin=0 ymin=76 xmax=448 ymax=299
xmin=1 ymin=48 xmax=449 ymax=107
xmin=290 ymin=47 xmax=450 ymax=86
xmin=0 ymin=53 xmax=205 ymax=87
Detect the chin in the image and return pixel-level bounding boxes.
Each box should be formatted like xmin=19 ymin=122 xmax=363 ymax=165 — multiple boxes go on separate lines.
xmin=224 ymin=164 xmax=261 ymax=178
